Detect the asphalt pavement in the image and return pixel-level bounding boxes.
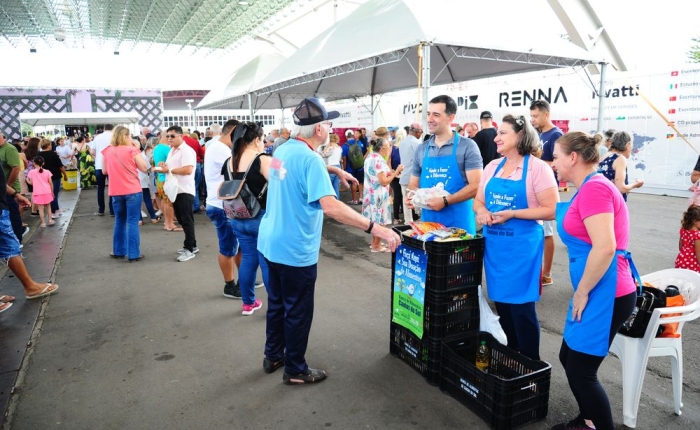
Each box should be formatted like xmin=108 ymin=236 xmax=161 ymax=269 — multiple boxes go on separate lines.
xmin=1 ymin=187 xmax=698 ymax=430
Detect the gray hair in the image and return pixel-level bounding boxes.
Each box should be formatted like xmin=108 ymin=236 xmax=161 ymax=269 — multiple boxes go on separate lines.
xmin=610 ymin=131 xmax=631 ymax=152
xmin=603 ymin=129 xmax=616 ymax=141
xmin=501 ymin=114 xmax=540 ymax=156
xmin=146 ymin=136 xmax=159 ymax=148
xmin=209 ymin=123 xmax=221 ymax=134
xmin=291 ymin=124 xmax=317 ymax=139
xmin=371 ymin=137 xmax=390 ymax=153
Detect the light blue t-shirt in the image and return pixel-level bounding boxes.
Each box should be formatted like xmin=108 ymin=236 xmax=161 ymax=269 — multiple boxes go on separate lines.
xmin=258 ymin=139 xmax=335 ymax=266
xmin=153 ymin=143 xmax=170 ymax=182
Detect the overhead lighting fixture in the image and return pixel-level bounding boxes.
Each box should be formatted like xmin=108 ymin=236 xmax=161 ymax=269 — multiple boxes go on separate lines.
xmin=114 ymin=51 xmax=120 ymax=55
xmin=238 ymin=1 xmax=248 ymax=4
xmin=29 ymin=48 xmax=37 ymax=53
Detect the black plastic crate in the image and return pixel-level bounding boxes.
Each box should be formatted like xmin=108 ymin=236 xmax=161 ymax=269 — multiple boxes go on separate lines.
xmin=390 ymin=322 xmax=470 ymax=386
xmin=440 ymin=332 xmax=551 ymax=430
xmin=424 ymin=286 xmax=480 ymax=339
xmin=393 ymin=225 xmax=483 ymax=293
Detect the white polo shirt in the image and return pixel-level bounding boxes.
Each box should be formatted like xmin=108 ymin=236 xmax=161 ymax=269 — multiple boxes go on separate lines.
xmin=165 ymin=142 xmax=196 ymax=196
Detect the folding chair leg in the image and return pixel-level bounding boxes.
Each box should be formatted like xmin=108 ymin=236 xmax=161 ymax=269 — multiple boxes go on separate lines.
xmin=620 ymin=343 xmax=648 ymax=428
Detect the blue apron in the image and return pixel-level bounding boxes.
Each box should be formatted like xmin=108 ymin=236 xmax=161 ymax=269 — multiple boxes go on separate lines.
xmin=556 ymin=173 xmax=638 ymax=356
xmin=419 ymin=132 xmax=476 ymax=234
xmin=483 ymin=155 xmax=543 ymax=303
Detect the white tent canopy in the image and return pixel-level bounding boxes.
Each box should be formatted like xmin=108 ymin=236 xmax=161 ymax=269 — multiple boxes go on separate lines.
xmin=19 ymin=112 xmax=141 ymax=127
xmin=196 ymin=53 xmax=287 ymax=111
xmin=240 ymin=0 xmax=605 ymax=114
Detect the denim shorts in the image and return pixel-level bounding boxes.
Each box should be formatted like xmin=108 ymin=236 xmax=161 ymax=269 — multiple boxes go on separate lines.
xmin=0 ymin=210 xmax=21 ymax=259
xmin=206 ymin=205 xmax=239 ymax=257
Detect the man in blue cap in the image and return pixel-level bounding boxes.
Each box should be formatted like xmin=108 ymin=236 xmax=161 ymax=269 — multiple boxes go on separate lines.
xmin=258 ymin=97 xmax=400 ymax=385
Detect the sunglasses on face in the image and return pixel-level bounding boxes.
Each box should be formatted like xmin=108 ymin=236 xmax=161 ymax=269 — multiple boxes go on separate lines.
xmin=166 ymin=134 xmax=180 ymax=139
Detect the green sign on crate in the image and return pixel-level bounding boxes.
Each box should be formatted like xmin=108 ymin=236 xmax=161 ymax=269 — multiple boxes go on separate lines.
xmin=392 ymin=245 xmax=428 ymax=338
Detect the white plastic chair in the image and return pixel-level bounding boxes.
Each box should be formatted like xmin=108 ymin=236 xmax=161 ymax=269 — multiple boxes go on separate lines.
xmin=608 ymin=268 xmax=700 ymax=428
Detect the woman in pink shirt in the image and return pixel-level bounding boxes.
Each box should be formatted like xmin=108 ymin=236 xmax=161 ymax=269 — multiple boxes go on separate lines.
xmin=102 ymin=126 xmax=149 ymax=262
xmin=473 ymin=114 xmax=558 ymax=361
xmin=551 ymin=131 xmax=637 ymax=430
xmin=26 ymin=156 xmax=54 ymax=227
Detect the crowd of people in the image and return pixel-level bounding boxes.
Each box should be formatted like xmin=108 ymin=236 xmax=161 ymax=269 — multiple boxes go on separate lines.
xmin=0 ymin=90 xmax=694 ymax=428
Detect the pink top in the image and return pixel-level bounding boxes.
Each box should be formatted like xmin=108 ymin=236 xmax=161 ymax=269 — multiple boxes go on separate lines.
xmin=675 ymin=228 xmax=700 ymax=272
xmin=479 ymin=155 xmax=558 ymax=210
xmin=102 ymin=145 xmax=141 ymax=196
xmin=563 ymin=174 xmax=637 ymax=297
xmin=27 ymin=168 xmax=53 ymax=196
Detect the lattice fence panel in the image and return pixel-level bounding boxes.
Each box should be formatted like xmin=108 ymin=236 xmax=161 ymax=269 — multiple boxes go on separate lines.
xmin=91 ymin=95 xmax=163 ymax=132
xmin=0 ymin=95 xmax=71 ymax=140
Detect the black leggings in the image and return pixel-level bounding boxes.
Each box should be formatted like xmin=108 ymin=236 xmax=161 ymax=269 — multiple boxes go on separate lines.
xmin=558 ymin=291 xmax=636 ymax=430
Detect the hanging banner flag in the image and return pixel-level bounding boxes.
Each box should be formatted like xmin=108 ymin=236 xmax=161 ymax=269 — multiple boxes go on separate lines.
xmin=392 ymin=244 xmax=428 ymax=338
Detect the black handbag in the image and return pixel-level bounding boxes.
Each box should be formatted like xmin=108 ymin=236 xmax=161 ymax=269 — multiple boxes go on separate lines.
xmin=217 ymin=154 xmax=267 ymax=220
xmin=617 ymin=252 xmax=667 ymax=338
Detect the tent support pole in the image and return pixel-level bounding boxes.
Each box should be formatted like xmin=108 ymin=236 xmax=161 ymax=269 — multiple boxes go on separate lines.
xmin=597 ymin=63 xmax=607 ymax=133
xmin=248 ymin=94 xmax=255 ymax=123
xmin=420 ymin=43 xmax=430 ymax=130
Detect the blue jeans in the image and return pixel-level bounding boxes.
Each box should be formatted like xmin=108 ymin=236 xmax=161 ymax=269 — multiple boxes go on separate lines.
xmin=50 ymin=177 xmax=61 ymax=213
xmin=96 ymin=169 xmax=114 ymax=215
xmin=193 ymin=163 xmax=202 ymax=211
xmin=264 ymin=257 xmax=317 ymax=375
xmin=205 ymin=205 xmax=239 ymax=257
xmin=141 ymin=188 xmax=157 ymax=220
xmin=231 ymin=211 xmax=269 ymax=305
xmin=112 ymin=192 xmax=142 ymax=259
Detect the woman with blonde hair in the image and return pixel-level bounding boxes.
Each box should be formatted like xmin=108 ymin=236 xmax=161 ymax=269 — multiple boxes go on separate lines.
xmin=363 ymin=138 xmax=403 ymax=252
xmin=102 ymin=126 xmax=150 ymax=261
xmin=551 ymin=131 xmax=636 ymax=430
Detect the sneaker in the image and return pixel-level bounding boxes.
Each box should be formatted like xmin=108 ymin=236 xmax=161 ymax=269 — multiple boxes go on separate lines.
xmin=263 ymin=355 xmax=285 ymax=374
xmin=255 ymin=281 xmax=264 ymax=289
xmin=95 ymin=212 xmax=105 ymax=216
xmin=51 ymin=214 xmax=61 ymax=219
xmin=176 ymin=247 xmax=199 ymax=254
xmin=177 ymin=249 xmax=196 ymax=262
xmin=242 ymin=299 xmax=263 ymax=316
xmin=155 ymin=210 xmax=163 ymax=217
xmin=542 ymin=275 xmax=554 ymax=286
xmin=23 ymin=226 xmax=30 ymax=236
xmin=551 ymin=416 xmax=593 ymax=430
xmin=283 ymin=368 xmax=327 ymax=385
xmin=141 ymin=210 xmax=148 ymax=218
xmin=223 ymin=282 xmax=242 ymax=299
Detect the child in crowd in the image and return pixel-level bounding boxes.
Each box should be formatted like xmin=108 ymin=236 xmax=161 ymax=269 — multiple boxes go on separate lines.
xmin=675 ymin=205 xmax=700 ymax=272
xmin=25 ymin=156 xmax=54 ymax=227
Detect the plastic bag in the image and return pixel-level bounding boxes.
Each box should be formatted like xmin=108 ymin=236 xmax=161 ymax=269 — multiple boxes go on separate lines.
xmin=163 ymin=171 xmax=179 ymax=202
xmin=478 ymin=285 xmax=508 ymax=345
xmin=407 ymin=183 xmax=449 ymax=209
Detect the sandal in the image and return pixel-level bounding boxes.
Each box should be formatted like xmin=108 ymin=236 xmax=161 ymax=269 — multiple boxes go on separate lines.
xmin=40 ymin=223 xmax=46 ymax=228
xmin=0 ymin=295 xmax=15 ymax=303
xmin=151 ymin=216 xmax=161 ymax=224
xmin=26 ymin=283 xmax=59 ymax=300
xmin=283 ymin=368 xmax=327 ymax=385
xmin=0 ymin=302 xmax=12 ymax=314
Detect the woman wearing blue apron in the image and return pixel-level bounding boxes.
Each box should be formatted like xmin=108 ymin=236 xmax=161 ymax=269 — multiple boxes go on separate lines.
xmin=474 ymin=115 xmax=558 ymax=361
xmin=551 ymin=132 xmax=637 ymax=430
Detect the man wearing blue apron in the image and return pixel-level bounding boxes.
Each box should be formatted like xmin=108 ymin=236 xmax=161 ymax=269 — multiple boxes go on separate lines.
xmin=406 ymin=95 xmax=482 ymax=234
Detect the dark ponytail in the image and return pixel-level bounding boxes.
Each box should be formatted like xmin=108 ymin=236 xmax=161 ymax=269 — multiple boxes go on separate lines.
xmin=33 ymin=156 xmax=44 ymax=173
xmin=682 ymin=205 xmax=700 ymax=230
xmin=230 ymin=122 xmax=264 ymax=172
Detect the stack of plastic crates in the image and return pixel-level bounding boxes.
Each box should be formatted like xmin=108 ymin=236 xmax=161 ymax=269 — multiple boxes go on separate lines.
xmin=441 ymin=332 xmax=551 ymax=429
xmin=390 ymin=225 xmax=484 ymax=385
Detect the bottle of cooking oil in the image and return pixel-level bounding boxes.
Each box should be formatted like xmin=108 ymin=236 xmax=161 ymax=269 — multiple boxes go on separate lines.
xmin=475 ymin=340 xmax=490 ymax=373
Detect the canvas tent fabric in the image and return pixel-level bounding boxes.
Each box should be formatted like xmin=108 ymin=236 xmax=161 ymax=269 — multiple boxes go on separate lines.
xmin=196 ymin=53 xmax=286 ymax=111
xmin=19 ymin=112 xmax=140 ymax=126
xmin=205 ymin=0 xmax=605 ymax=110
